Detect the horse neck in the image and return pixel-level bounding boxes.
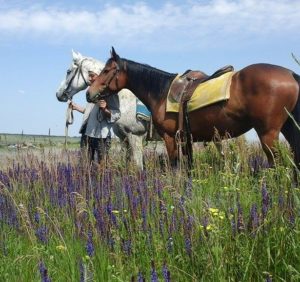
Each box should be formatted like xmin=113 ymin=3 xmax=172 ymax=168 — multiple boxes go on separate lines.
xmin=123 ymin=59 xmax=177 ymax=111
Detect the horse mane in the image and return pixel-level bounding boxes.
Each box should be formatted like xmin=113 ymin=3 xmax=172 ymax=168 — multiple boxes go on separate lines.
xmin=80 ymin=56 xmax=105 ymax=75
xmin=112 ymin=57 xmax=178 ymax=100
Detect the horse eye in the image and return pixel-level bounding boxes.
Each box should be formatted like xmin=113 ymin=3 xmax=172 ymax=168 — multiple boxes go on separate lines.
xmin=67 ymin=70 xmax=71 ymax=75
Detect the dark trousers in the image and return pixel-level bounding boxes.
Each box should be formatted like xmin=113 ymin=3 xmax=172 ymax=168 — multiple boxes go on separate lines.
xmin=80 ymin=134 xmax=88 ymax=148
xmin=87 ymin=136 xmax=111 ymax=164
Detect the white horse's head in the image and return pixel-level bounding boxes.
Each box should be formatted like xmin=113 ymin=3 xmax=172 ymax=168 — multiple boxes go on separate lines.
xmin=56 ymin=50 xmax=105 ymax=102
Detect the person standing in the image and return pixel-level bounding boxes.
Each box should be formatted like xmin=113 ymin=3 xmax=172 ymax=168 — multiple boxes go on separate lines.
xmin=70 ymin=71 xmax=121 ymax=165
xmin=84 ymin=93 xmax=120 ymax=165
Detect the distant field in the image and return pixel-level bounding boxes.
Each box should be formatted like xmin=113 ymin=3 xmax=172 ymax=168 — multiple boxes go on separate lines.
xmin=0 ymin=133 xmax=166 ymax=169
xmin=0 ymin=133 xmax=80 ymax=149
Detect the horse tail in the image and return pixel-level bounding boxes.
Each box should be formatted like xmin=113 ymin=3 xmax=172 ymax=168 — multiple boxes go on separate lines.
xmin=282 ymin=73 xmax=300 ymax=166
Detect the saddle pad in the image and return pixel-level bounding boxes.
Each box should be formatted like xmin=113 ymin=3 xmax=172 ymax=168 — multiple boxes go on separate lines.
xmin=136 ymin=99 xmax=151 ymax=121
xmin=166 ymin=71 xmax=235 ymax=113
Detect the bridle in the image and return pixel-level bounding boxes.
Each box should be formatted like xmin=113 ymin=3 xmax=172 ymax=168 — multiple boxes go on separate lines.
xmin=63 ymin=58 xmax=90 ymax=99
xmin=88 ymin=62 xmax=120 ymax=103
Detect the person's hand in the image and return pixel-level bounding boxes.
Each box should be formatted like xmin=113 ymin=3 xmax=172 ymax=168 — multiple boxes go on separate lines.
xmin=70 ymin=101 xmax=78 ymax=111
xmin=98 ymin=99 xmax=111 ymax=117
xmin=67 ymin=101 xmax=85 ymax=113
xmin=98 ymin=99 xmax=107 ymax=110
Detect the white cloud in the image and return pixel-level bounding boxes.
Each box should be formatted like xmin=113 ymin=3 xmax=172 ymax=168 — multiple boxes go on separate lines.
xmin=0 ymin=0 xmax=299 ymax=43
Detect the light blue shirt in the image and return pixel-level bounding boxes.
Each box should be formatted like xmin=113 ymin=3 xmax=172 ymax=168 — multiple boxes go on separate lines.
xmin=85 ymin=94 xmax=120 ymax=138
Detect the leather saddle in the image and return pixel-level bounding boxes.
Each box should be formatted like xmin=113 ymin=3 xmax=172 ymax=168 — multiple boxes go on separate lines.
xmin=169 ymin=65 xmax=234 ymax=104
xmin=171 ymin=65 xmax=234 ymax=165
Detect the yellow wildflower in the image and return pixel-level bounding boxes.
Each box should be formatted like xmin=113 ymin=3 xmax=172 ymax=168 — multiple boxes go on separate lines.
xmin=209 ymin=208 xmax=219 ymax=214
xmin=56 ymin=245 xmax=67 ymax=251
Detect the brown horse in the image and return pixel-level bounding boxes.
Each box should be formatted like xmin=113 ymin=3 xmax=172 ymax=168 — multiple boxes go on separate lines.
xmin=87 ymin=47 xmax=300 ymax=168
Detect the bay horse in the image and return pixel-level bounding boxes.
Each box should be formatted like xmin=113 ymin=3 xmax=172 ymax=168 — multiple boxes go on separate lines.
xmin=87 ymin=47 xmax=300 ymax=169
xmin=56 ymin=50 xmax=151 ymax=170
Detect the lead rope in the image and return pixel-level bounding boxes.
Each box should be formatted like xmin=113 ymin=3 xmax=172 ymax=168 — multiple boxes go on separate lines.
xmin=65 ymin=99 xmax=74 ymax=146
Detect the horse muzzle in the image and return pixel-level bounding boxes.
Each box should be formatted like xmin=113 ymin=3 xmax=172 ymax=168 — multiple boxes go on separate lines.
xmin=86 ymin=86 xmax=110 ymax=103
xmin=56 ymin=91 xmax=69 ymax=102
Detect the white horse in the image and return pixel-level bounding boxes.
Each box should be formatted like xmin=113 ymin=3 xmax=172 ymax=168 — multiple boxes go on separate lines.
xmin=56 ymin=50 xmax=150 ymax=169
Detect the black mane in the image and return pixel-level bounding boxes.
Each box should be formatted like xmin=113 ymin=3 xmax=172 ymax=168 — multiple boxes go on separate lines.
xmin=118 ymin=58 xmax=177 ymax=100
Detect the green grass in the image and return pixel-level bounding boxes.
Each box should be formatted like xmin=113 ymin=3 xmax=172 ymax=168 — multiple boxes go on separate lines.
xmin=0 ymin=138 xmax=299 ymax=281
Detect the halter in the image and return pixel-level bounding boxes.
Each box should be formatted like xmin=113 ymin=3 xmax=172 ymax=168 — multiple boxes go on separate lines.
xmin=88 ymin=63 xmax=120 ymax=102
xmin=63 ymin=58 xmax=90 ymax=99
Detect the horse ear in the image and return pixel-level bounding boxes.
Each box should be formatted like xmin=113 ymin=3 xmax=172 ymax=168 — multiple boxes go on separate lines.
xmin=72 ymin=50 xmax=82 ymax=63
xmin=72 ymin=49 xmax=79 ymax=60
xmin=111 ymin=46 xmax=119 ymax=61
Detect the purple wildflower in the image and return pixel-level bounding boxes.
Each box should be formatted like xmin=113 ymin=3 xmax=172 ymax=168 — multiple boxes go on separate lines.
xmin=185 ymin=237 xmax=192 ymax=256
xmin=79 ymin=259 xmax=93 ymax=282
xmin=162 ymin=263 xmax=171 ymax=282
xmin=142 ymin=208 xmax=147 ymax=231
xmin=34 ymin=211 xmax=41 ymax=224
xmin=107 ymin=237 xmax=115 ymax=251
xmin=185 ymin=176 xmax=193 ymax=198
xmin=86 ymin=230 xmax=94 ymax=257
xmin=93 ymin=207 xmax=105 ymax=236
xmin=121 ymin=238 xmax=132 ymax=256
xmin=39 ymin=261 xmax=51 ymax=282
xmin=289 ymin=211 xmax=295 ymax=227
xmin=0 ymin=170 xmax=11 ymax=188
xmin=137 ymin=271 xmax=145 ymax=282
xmin=249 ymin=155 xmax=268 ymax=174
xmin=35 ymin=226 xmax=48 ymax=244
xmin=79 ymin=260 xmax=84 ymax=282
xmin=154 ymin=179 xmax=163 ymax=198
xmin=151 ymin=261 xmax=158 ymax=282
xmin=249 ymin=203 xmax=259 ymax=235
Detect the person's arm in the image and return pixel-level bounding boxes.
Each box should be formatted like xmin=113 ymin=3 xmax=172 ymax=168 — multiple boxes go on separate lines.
xmin=69 ymin=101 xmax=85 ymax=113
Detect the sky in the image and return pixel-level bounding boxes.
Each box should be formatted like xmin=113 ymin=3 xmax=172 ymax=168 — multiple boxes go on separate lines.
xmin=0 ymin=0 xmax=300 ymax=140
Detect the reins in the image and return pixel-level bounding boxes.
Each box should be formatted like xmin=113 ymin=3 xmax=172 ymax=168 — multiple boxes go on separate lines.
xmin=65 ymin=99 xmax=74 ymax=146
xmin=63 ymin=59 xmax=90 ymax=146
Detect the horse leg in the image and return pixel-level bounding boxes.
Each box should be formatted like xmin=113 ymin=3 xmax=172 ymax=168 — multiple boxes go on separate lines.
xmin=127 ymin=133 xmax=144 ymax=170
xmin=163 ymin=133 xmax=178 ymax=168
xmin=257 ymin=130 xmax=280 ymax=167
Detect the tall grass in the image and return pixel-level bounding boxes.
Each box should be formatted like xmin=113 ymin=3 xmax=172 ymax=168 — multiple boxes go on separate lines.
xmin=0 ymin=139 xmax=299 ymax=281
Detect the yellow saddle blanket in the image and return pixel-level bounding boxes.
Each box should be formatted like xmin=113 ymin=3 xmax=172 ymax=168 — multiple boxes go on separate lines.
xmin=166 ymin=71 xmax=235 ymax=113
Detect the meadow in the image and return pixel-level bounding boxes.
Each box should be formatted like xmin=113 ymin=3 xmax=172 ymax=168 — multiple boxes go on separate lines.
xmin=0 ymin=135 xmax=299 ymax=281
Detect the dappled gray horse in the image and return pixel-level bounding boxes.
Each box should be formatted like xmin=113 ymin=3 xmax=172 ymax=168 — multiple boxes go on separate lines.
xmin=56 ymin=50 xmax=150 ymax=169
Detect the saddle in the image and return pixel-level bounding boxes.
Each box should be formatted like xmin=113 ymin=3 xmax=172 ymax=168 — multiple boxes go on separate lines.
xmin=170 ymin=65 xmax=234 ymax=168
xmin=169 ymin=65 xmax=234 ymax=103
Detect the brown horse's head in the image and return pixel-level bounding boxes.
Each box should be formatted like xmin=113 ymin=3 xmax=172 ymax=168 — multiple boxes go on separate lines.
xmin=86 ymin=47 xmax=127 ymax=103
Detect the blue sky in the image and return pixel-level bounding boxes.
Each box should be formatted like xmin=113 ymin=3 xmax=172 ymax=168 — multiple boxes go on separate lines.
xmin=0 ymin=0 xmax=300 ymax=139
